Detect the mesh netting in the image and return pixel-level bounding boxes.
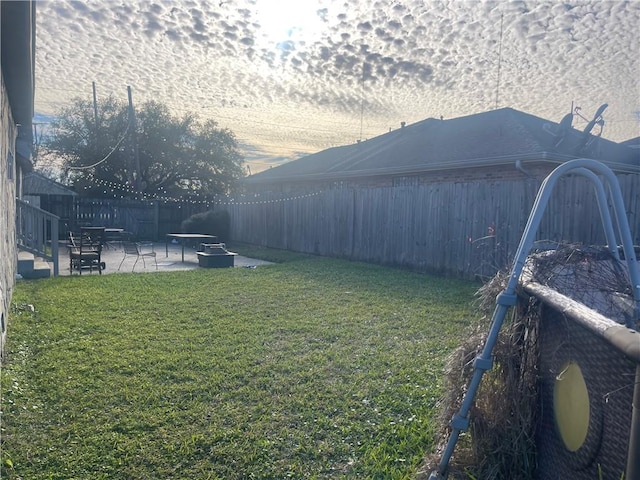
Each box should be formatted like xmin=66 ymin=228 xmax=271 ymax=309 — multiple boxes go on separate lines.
xmin=418 ymin=243 xmax=638 ymax=480
xmin=524 ymin=244 xmax=637 ymax=328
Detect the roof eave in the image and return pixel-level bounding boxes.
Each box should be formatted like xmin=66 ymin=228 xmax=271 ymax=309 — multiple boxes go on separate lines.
xmin=1 ymin=1 xmax=36 ymax=170
xmin=243 ymin=152 xmax=639 ymax=185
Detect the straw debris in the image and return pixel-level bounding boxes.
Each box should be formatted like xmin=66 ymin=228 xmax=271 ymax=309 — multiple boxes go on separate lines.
xmin=419 ymin=272 xmax=539 ymax=480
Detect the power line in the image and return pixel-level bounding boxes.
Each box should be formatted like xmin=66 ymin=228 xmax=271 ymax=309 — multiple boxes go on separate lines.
xmin=35 ymin=87 xmax=385 ymax=134
xmin=67 ymin=119 xmax=131 ymax=171
xmin=36 ymin=99 xmax=371 ymax=136
xmin=37 ymin=86 xmax=89 ymax=94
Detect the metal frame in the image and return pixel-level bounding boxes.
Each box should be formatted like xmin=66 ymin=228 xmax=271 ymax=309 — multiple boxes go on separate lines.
xmin=430 ymin=158 xmax=640 ymax=479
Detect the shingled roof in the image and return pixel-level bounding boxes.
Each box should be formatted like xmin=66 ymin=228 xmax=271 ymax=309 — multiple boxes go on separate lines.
xmin=245 ymin=108 xmax=639 ymax=184
xmin=23 ymin=172 xmax=78 ymax=196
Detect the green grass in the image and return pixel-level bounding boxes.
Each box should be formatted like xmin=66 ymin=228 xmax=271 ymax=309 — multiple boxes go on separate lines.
xmin=1 ymin=251 xmax=480 ymax=479
xmin=229 ymin=243 xmax=314 ymax=264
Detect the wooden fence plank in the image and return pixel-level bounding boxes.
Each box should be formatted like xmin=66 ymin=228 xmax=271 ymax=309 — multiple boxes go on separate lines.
xmin=227 ymin=172 xmax=639 ymax=279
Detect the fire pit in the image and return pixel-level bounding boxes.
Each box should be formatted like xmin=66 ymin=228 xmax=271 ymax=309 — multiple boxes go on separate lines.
xmin=196 ymin=243 xmax=237 ymax=268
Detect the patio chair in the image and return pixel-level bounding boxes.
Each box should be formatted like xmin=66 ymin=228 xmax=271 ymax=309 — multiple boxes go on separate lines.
xmin=69 ymin=226 xmax=105 ymax=275
xmin=119 ymin=241 xmax=157 ymax=271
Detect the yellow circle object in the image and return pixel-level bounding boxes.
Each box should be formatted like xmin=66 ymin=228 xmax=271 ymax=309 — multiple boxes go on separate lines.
xmin=553 ymin=361 xmax=590 ymax=452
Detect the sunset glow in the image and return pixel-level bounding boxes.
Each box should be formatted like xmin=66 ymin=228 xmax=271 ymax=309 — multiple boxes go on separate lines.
xmin=34 ymin=1 xmax=640 ymax=173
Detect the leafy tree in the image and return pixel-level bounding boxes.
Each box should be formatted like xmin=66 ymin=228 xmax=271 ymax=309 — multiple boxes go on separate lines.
xmin=44 ymin=96 xmax=244 ymax=197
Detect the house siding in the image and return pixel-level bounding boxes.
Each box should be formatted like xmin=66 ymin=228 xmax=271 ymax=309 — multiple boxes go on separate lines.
xmin=1 ymin=73 xmax=18 ymax=357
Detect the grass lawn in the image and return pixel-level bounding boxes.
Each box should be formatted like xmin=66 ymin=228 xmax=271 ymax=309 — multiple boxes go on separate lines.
xmin=1 ymin=250 xmax=481 ymax=479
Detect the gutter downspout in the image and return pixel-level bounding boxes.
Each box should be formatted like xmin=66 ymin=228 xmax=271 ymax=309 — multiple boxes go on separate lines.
xmin=515 ymin=159 xmax=533 ymax=178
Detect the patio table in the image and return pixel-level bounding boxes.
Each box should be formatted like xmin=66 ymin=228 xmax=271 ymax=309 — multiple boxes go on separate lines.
xmin=104 ymin=228 xmax=125 ymax=249
xmin=165 ymin=233 xmax=218 ymax=262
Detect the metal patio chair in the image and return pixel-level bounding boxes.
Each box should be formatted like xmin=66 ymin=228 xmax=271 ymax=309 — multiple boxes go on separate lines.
xmin=119 ymin=241 xmax=157 ymax=272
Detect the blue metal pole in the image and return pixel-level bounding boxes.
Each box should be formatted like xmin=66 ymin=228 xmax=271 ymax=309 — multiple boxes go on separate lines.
xmin=574 ymin=168 xmax=619 ymax=260
xmin=431 ymin=159 xmax=639 ymax=478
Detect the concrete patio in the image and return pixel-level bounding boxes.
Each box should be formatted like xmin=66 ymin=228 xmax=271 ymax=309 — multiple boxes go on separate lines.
xmin=57 ymin=241 xmax=272 ymax=276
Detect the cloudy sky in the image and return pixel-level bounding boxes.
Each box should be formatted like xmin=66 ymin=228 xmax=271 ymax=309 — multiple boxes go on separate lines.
xmin=35 ymin=0 xmax=640 ymax=173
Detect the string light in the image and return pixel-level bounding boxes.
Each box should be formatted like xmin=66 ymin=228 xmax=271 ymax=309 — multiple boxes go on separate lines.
xmin=83 ymin=173 xmax=324 ymax=206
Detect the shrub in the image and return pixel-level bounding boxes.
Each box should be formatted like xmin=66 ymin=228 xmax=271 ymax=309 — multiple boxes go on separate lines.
xmin=180 ymin=209 xmax=230 ymax=242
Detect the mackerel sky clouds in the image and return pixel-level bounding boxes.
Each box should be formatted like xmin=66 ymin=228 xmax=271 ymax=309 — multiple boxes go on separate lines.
xmin=35 ymin=0 xmax=640 ymax=172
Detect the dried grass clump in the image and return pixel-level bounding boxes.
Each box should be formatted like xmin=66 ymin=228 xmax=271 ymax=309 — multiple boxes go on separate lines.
xmin=419 ymin=272 xmax=539 ymax=480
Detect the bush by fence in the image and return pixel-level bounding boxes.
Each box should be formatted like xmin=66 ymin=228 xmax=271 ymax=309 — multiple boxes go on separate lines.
xmin=181 ymin=210 xmax=230 ymax=242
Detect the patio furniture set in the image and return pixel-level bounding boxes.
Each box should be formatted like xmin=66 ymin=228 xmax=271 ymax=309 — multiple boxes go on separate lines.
xmin=68 ymin=229 xmax=235 ymax=274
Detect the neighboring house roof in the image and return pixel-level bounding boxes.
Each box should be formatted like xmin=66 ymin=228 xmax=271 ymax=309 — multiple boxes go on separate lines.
xmin=245 ymin=108 xmax=639 ymax=184
xmin=1 ymin=1 xmax=36 ymax=170
xmin=23 ymin=172 xmax=78 ymax=197
xmin=621 ymin=136 xmax=640 ymax=149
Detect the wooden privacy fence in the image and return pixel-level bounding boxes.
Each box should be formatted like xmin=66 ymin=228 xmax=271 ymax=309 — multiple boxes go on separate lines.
xmin=225 ymin=172 xmax=639 ymax=279
xmin=71 ymin=198 xmax=209 ymax=240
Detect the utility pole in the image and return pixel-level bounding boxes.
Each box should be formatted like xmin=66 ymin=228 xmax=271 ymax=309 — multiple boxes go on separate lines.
xmin=495 ymin=12 xmax=504 ymax=110
xmin=127 ymin=85 xmax=141 ymax=191
xmin=360 ymin=62 xmax=365 ymax=141
xmin=92 ymin=81 xmax=99 ymax=154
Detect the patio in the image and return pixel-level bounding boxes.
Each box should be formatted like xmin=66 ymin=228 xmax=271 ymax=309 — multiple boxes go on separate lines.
xmin=57 ymin=240 xmax=272 ymax=276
